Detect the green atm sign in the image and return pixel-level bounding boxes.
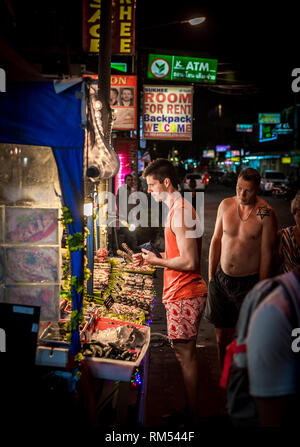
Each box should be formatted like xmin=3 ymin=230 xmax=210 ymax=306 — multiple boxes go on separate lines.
xmin=147 ymin=54 xmax=217 ymax=84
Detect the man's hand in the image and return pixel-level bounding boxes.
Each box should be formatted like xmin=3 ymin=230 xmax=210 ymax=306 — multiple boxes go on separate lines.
xmin=132 ymin=252 xmax=144 ymax=267
xmin=141 ymin=248 xmax=160 ymax=266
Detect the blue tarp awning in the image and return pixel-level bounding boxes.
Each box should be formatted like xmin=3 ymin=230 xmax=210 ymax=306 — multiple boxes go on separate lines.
xmin=0 ymin=80 xmax=85 ymax=358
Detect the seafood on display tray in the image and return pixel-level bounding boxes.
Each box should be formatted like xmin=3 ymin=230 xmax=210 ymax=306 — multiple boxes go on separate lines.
xmin=96 ymin=302 xmax=145 ymax=324
xmin=92 ymin=324 xmax=146 ymax=349
xmin=82 ymin=323 xmax=147 ymax=362
xmin=119 ymin=261 xmax=155 ymax=273
xmin=99 ymin=270 xmax=155 ymax=315
xmin=93 ymin=264 xmax=110 ymax=291
xmin=96 ymin=248 xmax=108 ymax=263
xmin=60 ymin=298 xmax=146 ymax=325
xmin=36 ymin=257 xmax=154 ymax=378
xmin=82 ymin=342 xmax=137 ymax=362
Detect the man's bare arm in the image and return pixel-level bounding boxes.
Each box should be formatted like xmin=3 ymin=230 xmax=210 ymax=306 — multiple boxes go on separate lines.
xmin=259 ymin=207 xmax=278 ymax=280
xmin=208 ymin=202 xmax=224 ymax=281
xmin=141 ymin=208 xmax=199 ymax=271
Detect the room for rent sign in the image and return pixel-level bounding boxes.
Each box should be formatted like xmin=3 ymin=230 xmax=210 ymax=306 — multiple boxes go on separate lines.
xmin=143 ymin=85 xmax=193 ymax=141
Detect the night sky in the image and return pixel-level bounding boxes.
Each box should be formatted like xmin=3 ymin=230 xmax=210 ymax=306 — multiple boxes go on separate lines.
xmin=136 ymin=1 xmax=299 ymax=156
xmin=0 ymin=0 xmax=299 ymax=156
xmin=137 ymin=1 xmax=299 ymax=105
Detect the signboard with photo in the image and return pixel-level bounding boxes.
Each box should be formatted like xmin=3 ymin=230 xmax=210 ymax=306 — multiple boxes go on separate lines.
xmin=85 ymin=75 xmax=137 ymax=130
xmin=143 ymin=85 xmax=193 ymax=141
xmin=110 ymin=75 xmax=137 ymax=130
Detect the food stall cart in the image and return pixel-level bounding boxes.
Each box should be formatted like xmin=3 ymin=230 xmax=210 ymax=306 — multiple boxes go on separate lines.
xmin=0 ymin=80 xmax=154 ymax=427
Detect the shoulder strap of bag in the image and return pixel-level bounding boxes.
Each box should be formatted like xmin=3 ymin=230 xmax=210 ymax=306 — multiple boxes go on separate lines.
xmin=219 ymin=340 xmax=247 ymax=388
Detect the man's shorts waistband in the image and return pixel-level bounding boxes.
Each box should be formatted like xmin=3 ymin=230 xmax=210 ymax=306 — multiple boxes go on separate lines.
xmin=218 ymin=267 xmax=259 ymax=281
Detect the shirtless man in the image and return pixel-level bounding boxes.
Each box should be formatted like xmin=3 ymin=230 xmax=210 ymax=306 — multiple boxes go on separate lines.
xmin=204 ymin=167 xmax=278 ymax=367
xmin=132 ymin=158 xmax=207 ymax=425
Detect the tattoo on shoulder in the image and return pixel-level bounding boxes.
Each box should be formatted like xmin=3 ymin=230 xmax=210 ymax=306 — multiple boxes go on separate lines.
xmin=257 ymin=206 xmax=271 ymax=220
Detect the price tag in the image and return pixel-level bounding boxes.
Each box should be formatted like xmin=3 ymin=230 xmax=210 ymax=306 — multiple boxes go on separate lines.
xmin=104 ymin=295 xmax=115 ymax=310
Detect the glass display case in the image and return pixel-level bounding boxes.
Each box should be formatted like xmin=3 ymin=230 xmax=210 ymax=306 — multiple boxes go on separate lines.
xmin=0 ymin=144 xmax=62 ymax=321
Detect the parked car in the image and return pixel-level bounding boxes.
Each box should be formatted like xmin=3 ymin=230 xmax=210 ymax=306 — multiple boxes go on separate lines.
xmin=181 ymin=173 xmax=206 ymax=191
xmin=260 ymin=170 xmax=288 ymax=194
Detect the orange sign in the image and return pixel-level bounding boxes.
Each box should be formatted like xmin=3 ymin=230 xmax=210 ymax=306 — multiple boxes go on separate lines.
xmin=84 ymin=75 xmax=137 ymax=130
xmin=110 ymin=75 xmax=137 ymax=130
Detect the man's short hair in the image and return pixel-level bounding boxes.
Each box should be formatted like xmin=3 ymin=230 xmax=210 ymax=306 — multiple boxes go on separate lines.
xmin=124 ymin=174 xmax=133 ymax=182
xmin=143 ymin=158 xmax=179 ymax=189
xmin=291 ymin=191 xmax=300 ymax=215
xmin=121 ymin=87 xmax=133 ymax=96
xmin=238 ymin=168 xmax=261 ymax=187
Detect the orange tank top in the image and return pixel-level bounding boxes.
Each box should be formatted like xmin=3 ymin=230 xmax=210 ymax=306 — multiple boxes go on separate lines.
xmin=163 ymin=198 xmax=207 ymax=303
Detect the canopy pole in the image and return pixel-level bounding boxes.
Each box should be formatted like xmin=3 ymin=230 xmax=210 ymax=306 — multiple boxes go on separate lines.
xmin=98 ymin=0 xmax=112 ymax=142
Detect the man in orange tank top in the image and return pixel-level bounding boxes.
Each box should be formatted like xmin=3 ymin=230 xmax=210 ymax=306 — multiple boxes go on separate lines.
xmin=133 ymin=159 xmax=207 ymax=425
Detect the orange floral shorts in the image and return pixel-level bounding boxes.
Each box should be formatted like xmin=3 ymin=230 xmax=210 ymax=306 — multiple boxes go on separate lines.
xmin=164 ymin=296 xmax=207 ymax=340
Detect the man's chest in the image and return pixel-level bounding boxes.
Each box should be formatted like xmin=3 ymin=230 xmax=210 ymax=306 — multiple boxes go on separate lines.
xmin=223 ymin=207 xmax=263 ymax=241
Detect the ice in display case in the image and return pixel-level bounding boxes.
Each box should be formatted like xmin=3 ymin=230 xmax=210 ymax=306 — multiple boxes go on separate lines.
xmin=4 ymin=285 xmax=60 ymax=321
xmin=83 ymin=317 xmax=150 ymax=382
xmin=0 ymin=145 xmax=61 ymax=208
xmin=0 ymin=209 xmax=61 ymax=320
xmin=5 ymin=207 xmax=58 ymax=244
xmin=6 ymin=247 xmax=59 ymax=283
xmin=0 ymin=145 xmax=62 ymax=321
xmin=35 ymin=315 xmax=95 ymax=367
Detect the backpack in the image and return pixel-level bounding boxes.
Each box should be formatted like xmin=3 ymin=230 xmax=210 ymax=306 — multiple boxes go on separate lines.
xmin=219 ymin=270 xmax=300 ymax=427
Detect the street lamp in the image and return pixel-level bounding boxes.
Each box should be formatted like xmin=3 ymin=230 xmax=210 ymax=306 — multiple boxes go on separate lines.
xmin=142 ymin=16 xmax=206 ymax=30
xmin=184 ymin=17 xmax=206 ymax=26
